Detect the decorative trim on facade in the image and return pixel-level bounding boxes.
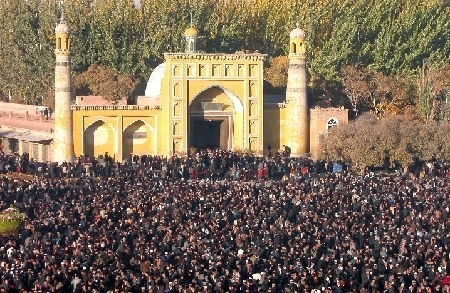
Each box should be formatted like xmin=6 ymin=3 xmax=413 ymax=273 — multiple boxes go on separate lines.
xmin=287 ymin=54 xmax=306 ymax=60
xmin=55 ymin=61 xmax=70 ymax=67
xmin=201 ymin=102 xmax=224 ymax=111
xmin=55 ymin=51 xmax=70 ymax=56
xmin=286 ymin=88 xmax=304 ymax=93
xmin=70 ymin=105 xmax=163 ymax=111
xmin=55 ymin=87 xmax=71 ymax=92
xmin=164 ymin=53 xmax=267 ymax=62
xmin=263 ymin=103 xmax=286 ymax=108
xmin=289 ymin=63 xmax=306 ymax=70
xmin=311 ymin=107 xmax=347 ymax=112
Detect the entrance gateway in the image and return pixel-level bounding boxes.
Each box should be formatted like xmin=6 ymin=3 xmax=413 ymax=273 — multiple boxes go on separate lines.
xmin=188 ymin=114 xmax=231 ymax=150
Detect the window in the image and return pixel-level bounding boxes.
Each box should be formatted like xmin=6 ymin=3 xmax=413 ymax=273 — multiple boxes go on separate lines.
xmin=326 ymin=117 xmax=338 ymax=130
xmin=291 ymin=42 xmax=297 ymax=53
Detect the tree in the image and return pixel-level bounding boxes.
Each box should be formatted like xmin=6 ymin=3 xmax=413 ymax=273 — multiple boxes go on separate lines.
xmin=0 ymin=0 xmax=55 ymax=106
xmin=436 ymin=89 xmax=450 ymax=122
xmin=341 ymin=65 xmax=375 ymax=112
xmin=370 ymin=0 xmax=450 ymax=76
xmin=264 ymin=56 xmax=289 ymax=94
xmin=371 ymin=72 xmax=419 ymax=119
xmin=0 ymin=0 xmax=448 ymax=119
xmin=72 ymin=65 xmax=141 ymax=102
xmin=320 ymin=113 xmax=381 ymax=170
xmin=320 ymin=113 xmax=450 ymax=170
xmin=418 ymin=63 xmax=450 ymax=123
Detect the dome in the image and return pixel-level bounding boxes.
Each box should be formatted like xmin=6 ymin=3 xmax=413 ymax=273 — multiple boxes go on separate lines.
xmin=184 ymin=26 xmax=198 ymax=36
xmin=55 ymin=22 xmax=70 ymax=34
xmin=290 ymin=25 xmax=305 ymax=39
xmin=144 ymin=63 xmax=166 ymax=98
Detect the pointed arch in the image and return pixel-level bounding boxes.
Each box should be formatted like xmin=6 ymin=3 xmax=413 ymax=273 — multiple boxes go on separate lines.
xmin=189 ymin=84 xmax=244 ymax=112
xmin=83 ymin=120 xmax=116 ymax=158
xmin=122 ymin=120 xmax=155 ymax=159
xmin=291 ymin=42 xmax=297 ymax=54
xmin=123 ymin=119 xmax=155 ymax=132
xmin=84 ymin=119 xmax=116 ymax=132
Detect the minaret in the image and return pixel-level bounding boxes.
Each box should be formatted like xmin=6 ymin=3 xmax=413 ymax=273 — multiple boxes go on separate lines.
xmin=53 ymin=12 xmax=74 ymax=164
xmin=184 ymin=13 xmax=198 ymax=53
xmin=285 ymin=23 xmax=309 ymax=157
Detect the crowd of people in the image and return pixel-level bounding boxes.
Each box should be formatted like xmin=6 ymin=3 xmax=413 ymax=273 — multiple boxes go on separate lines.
xmin=0 ymin=149 xmax=449 ymax=293
xmin=0 ymin=150 xmax=329 ymax=181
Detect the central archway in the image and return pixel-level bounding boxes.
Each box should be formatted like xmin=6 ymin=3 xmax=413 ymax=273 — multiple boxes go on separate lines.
xmin=189 ymin=85 xmax=243 ymax=112
xmin=189 ymin=115 xmax=231 ymax=150
xmin=188 ymin=85 xmax=241 ymax=150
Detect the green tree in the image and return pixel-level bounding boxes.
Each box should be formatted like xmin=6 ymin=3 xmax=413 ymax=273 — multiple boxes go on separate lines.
xmin=73 ymin=65 xmax=141 ymax=102
xmin=0 ymin=0 xmax=55 ymax=105
xmin=264 ymin=56 xmax=289 ymax=94
xmin=0 ymin=0 xmax=449 ymax=117
xmin=417 ymin=62 xmax=450 ymax=123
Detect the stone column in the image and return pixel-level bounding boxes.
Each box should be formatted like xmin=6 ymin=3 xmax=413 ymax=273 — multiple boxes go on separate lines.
xmin=285 ymin=57 xmax=309 ymax=157
xmin=53 ymin=53 xmax=73 ymax=163
xmin=284 ymin=25 xmax=309 ymax=157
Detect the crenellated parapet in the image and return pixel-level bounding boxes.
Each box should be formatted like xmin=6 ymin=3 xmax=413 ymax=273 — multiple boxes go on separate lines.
xmin=164 ymin=53 xmax=267 ymax=62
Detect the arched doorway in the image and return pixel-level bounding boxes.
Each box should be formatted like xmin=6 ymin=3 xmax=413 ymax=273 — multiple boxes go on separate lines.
xmin=188 ymin=85 xmax=241 ymax=150
xmin=84 ymin=120 xmax=115 ymax=158
xmin=122 ymin=120 xmax=154 ymax=159
xmin=189 ymin=116 xmax=230 ymax=150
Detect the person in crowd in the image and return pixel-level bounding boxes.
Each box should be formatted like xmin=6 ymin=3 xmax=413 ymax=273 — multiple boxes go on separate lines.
xmin=0 ymin=148 xmax=449 ymax=293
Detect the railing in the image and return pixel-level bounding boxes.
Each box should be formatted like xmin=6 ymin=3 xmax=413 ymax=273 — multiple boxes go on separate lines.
xmin=70 ymin=105 xmax=162 ymax=111
xmin=0 ymin=111 xmax=54 ymax=123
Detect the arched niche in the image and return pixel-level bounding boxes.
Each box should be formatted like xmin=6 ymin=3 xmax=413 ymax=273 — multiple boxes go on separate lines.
xmin=291 ymin=42 xmax=297 ymax=54
xmin=83 ymin=120 xmax=116 ymax=158
xmin=189 ymin=85 xmax=243 ymax=113
xmin=122 ymin=120 xmax=155 ymax=159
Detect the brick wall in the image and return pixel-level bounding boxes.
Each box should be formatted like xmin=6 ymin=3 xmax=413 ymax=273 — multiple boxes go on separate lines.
xmin=309 ymin=108 xmax=349 ymax=159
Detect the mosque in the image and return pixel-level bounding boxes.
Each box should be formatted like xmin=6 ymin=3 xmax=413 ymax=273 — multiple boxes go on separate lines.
xmin=0 ymin=18 xmax=348 ymax=163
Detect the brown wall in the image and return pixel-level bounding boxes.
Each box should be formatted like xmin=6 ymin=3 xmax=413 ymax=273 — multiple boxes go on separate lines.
xmin=309 ymin=108 xmax=349 ymax=158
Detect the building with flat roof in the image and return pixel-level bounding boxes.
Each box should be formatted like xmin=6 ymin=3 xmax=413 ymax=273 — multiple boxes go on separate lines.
xmin=0 ymin=21 xmax=348 ymax=163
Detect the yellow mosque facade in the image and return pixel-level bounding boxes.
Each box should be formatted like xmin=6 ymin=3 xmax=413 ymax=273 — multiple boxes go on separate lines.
xmin=0 ymin=20 xmax=349 ymax=163
xmin=73 ymin=51 xmax=268 ymax=160
xmin=69 ymin=24 xmax=348 ymax=162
